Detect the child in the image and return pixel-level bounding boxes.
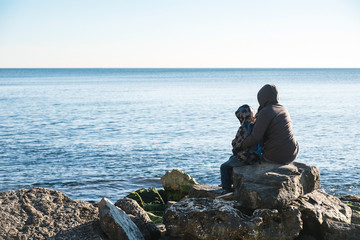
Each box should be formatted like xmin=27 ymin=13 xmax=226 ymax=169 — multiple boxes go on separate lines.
xmin=220 ymin=104 xmax=263 ymax=193
xmin=232 ymin=104 xmax=263 ymax=164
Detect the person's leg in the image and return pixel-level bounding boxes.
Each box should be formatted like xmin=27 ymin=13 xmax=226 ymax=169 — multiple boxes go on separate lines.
xmin=220 ymin=155 xmax=243 ymax=191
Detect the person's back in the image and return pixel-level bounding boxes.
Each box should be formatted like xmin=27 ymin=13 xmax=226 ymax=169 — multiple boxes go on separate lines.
xmin=241 ymin=84 xmax=299 ymax=164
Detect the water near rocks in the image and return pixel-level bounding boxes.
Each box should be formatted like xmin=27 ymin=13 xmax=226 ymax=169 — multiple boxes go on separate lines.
xmin=0 ymin=68 xmax=359 ymax=201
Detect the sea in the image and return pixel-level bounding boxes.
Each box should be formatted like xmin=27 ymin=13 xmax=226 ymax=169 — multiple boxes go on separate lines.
xmin=0 ymin=68 xmax=359 ymax=202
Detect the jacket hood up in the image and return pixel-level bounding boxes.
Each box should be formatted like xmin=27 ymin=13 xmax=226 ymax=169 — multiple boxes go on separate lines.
xmin=257 ymin=84 xmax=279 ymax=110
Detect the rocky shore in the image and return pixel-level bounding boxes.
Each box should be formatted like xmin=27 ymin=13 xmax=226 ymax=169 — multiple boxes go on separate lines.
xmin=1 ymin=163 xmax=359 ymax=240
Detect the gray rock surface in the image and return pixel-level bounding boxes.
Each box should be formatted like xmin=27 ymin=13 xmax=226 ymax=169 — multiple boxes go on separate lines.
xmin=321 ymin=219 xmax=360 ymax=240
xmin=161 ymin=169 xmax=198 ymax=201
xmin=0 ymin=187 xmax=99 ymax=240
xmin=340 ymin=194 xmax=360 ymax=224
xmin=292 ymin=189 xmax=352 ymax=239
xmin=163 ymin=198 xmax=302 ymax=240
xmin=233 ymin=161 xmax=320 ymax=209
xmin=351 ymin=211 xmax=360 ymax=225
xmin=115 ymin=197 xmax=161 ymax=240
xmin=188 ymin=184 xmax=223 ymax=199
xmin=50 ymin=220 xmax=109 ymax=240
xmin=98 ymin=198 xmax=144 ymax=240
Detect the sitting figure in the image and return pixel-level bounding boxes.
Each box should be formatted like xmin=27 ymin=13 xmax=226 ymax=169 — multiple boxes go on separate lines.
xmin=220 ymin=104 xmax=263 ymax=193
xmin=232 ymin=104 xmax=263 ymax=165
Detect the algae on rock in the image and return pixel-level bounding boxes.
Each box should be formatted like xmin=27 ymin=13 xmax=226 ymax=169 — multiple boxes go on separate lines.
xmin=161 ymin=169 xmax=198 ymax=201
xmin=126 ymin=187 xmax=165 ymax=206
xmin=126 ymin=187 xmax=167 ymax=225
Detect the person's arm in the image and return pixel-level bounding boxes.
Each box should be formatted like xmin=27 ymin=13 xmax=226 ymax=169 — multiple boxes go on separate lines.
xmin=240 ymin=109 xmax=273 ymax=149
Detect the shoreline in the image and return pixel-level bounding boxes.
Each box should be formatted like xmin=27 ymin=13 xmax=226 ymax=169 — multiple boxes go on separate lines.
xmin=1 ymin=166 xmax=360 ymax=239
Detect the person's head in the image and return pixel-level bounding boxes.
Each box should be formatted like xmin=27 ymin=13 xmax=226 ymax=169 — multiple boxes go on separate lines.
xmin=235 ymin=104 xmax=255 ymax=125
xmin=257 ymin=84 xmax=279 ymax=111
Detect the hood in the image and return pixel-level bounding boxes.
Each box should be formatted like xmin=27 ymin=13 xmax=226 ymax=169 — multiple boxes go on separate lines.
xmin=257 ymin=84 xmax=279 ymax=110
xmin=235 ymin=104 xmax=254 ymax=125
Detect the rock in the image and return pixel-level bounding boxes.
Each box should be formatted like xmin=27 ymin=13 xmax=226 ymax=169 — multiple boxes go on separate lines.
xmin=233 ymin=161 xmax=320 ymax=209
xmin=158 ymin=189 xmax=168 ymax=203
xmin=161 ymin=169 xmax=198 ymax=201
xmin=0 ymin=187 xmax=99 ymax=240
xmin=126 ymin=188 xmax=166 ymax=224
xmin=321 ymin=219 xmax=360 ymax=240
xmin=291 ymin=190 xmax=352 ymax=239
xmin=351 ymin=211 xmax=360 ymax=225
xmin=155 ymin=224 xmax=167 ymax=238
xmin=135 ymin=187 xmax=165 ymax=205
xmin=188 ymin=184 xmax=223 ymax=199
xmin=98 ymin=198 xmax=144 ymax=240
xmin=147 ymin=212 xmax=163 ymax=224
xmin=163 ymin=198 xmax=302 ymax=240
xmin=50 ymin=220 xmax=109 ymax=240
xmin=340 ymin=194 xmax=360 ymax=224
xmin=115 ymin=197 xmax=161 ymax=240
xmin=126 ymin=191 xmax=145 ymax=207
xmin=340 ymin=194 xmax=360 ymax=203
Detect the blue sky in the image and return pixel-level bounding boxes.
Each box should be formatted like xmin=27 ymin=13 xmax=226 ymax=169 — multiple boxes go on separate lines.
xmin=0 ymin=0 xmax=359 ymax=68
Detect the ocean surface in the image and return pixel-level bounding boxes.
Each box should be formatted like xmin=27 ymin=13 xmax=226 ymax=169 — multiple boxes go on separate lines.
xmin=0 ymin=68 xmax=359 ymax=202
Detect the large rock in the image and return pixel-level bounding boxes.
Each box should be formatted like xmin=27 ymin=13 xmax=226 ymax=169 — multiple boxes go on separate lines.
xmin=98 ymin=198 xmax=144 ymax=240
xmin=291 ymin=190 xmax=352 ymax=239
xmin=340 ymin=194 xmax=360 ymax=224
xmin=161 ymin=169 xmax=198 ymax=201
xmin=126 ymin=187 xmax=165 ymax=207
xmin=233 ymin=161 xmax=320 ymax=209
xmin=115 ymin=197 xmax=161 ymax=240
xmin=188 ymin=184 xmax=223 ymax=199
xmin=163 ymin=198 xmax=302 ymax=240
xmin=0 ymin=187 xmax=99 ymax=240
xmin=321 ymin=219 xmax=360 ymax=240
xmin=126 ymin=187 xmax=166 ymax=220
xmin=50 ymin=220 xmax=109 ymax=240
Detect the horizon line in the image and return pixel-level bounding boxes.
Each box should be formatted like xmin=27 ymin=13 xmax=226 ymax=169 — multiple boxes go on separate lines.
xmin=1 ymin=67 xmax=360 ymax=70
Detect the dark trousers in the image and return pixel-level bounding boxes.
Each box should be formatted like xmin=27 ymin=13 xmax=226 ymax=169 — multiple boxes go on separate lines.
xmin=220 ymin=155 xmax=245 ymax=190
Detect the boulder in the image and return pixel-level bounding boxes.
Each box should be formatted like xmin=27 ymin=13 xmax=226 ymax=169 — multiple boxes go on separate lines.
xmin=340 ymin=194 xmax=360 ymax=224
xmin=351 ymin=212 xmax=360 ymax=225
xmin=126 ymin=187 xmax=166 ymax=223
xmin=321 ymin=219 xmax=360 ymax=240
xmin=340 ymin=194 xmax=360 ymax=203
xmin=115 ymin=197 xmax=161 ymax=240
xmin=291 ymin=190 xmax=352 ymax=239
xmin=0 ymin=187 xmax=99 ymax=240
xmin=127 ymin=187 xmax=165 ymax=206
xmin=188 ymin=184 xmax=223 ymax=199
xmin=50 ymin=220 xmax=109 ymax=240
xmin=98 ymin=198 xmax=144 ymax=240
xmin=163 ymin=198 xmax=302 ymax=240
xmin=233 ymin=161 xmax=320 ymax=209
xmin=161 ymin=169 xmax=198 ymax=201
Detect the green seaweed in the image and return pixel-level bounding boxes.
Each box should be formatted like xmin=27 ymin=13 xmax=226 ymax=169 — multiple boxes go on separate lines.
xmin=147 ymin=212 xmax=163 ymax=224
xmin=126 ymin=191 xmax=145 ymax=207
xmin=158 ymin=189 xmax=168 ymax=203
xmin=143 ymin=203 xmax=166 ymax=212
xmin=166 ymin=190 xmax=187 ymax=202
xmin=136 ymin=187 xmax=165 ymax=205
xmin=346 ymin=202 xmax=360 ymax=214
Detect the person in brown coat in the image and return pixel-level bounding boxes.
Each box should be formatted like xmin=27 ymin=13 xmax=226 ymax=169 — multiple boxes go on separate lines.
xmin=238 ymin=84 xmax=299 ymax=164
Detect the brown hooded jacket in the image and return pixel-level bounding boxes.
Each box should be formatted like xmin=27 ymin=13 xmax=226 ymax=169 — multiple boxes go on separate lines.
xmin=241 ymin=84 xmax=299 ymax=164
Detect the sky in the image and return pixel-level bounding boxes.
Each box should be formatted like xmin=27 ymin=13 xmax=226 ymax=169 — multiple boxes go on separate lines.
xmin=0 ymin=0 xmax=359 ymax=68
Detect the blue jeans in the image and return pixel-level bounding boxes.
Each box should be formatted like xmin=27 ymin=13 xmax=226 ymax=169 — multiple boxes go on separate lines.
xmin=220 ymin=155 xmax=245 ymax=191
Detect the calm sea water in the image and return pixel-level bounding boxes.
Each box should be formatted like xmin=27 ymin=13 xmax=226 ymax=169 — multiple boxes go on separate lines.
xmin=0 ymin=68 xmax=359 ymax=202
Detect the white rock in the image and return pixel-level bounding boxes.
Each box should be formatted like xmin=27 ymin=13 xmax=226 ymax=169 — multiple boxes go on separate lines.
xmin=99 ymin=198 xmax=144 ymax=240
